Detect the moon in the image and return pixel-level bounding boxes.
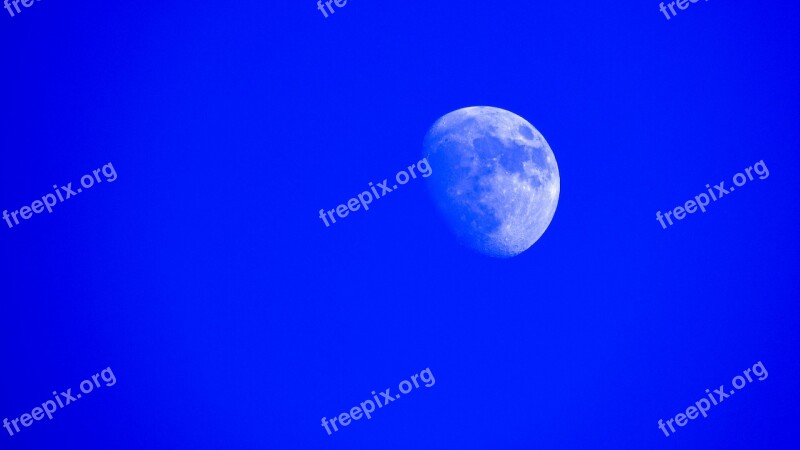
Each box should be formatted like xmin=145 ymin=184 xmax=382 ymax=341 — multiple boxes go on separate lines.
xmin=423 ymin=106 xmax=560 ymax=258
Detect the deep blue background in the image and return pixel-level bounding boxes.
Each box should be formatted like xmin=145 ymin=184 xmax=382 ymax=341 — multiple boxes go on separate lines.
xmin=1 ymin=0 xmax=799 ymax=448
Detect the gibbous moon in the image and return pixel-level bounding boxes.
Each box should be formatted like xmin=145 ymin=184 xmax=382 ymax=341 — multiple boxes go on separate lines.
xmin=424 ymin=106 xmax=560 ymax=258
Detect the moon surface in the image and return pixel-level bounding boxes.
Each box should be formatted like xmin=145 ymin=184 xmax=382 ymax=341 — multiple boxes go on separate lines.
xmin=423 ymin=106 xmax=560 ymax=258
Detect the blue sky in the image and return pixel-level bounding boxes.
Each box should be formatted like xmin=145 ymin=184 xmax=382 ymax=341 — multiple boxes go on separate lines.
xmin=1 ymin=0 xmax=799 ymax=448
